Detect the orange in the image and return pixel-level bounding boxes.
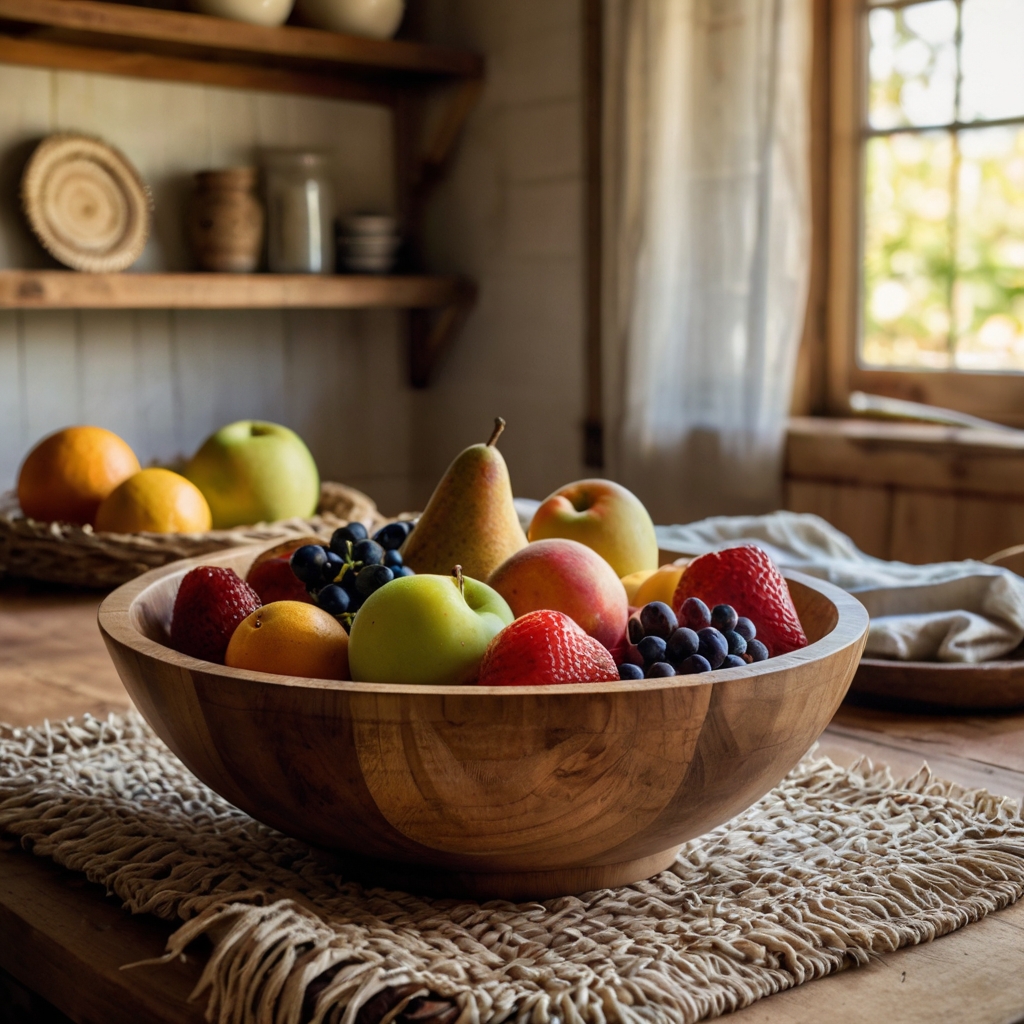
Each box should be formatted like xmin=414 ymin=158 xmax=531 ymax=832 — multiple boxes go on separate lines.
xmin=17 ymin=426 xmax=140 ymax=525
xmin=633 ymin=564 xmax=686 ymax=608
xmin=94 ymin=468 xmax=213 ymax=534
xmin=620 ymin=569 xmax=657 ymax=604
xmin=225 ymin=601 xmax=350 ymax=680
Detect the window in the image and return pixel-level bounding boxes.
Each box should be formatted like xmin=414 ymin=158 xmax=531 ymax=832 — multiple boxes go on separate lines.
xmin=826 ymin=0 xmax=1024 ymax=424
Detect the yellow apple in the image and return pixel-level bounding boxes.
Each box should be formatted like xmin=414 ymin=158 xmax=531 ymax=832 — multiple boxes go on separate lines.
xmin=528 ymin=479 xmax=658 ymax=578
xmin=185 ymin=420 xmax=320 ymax=529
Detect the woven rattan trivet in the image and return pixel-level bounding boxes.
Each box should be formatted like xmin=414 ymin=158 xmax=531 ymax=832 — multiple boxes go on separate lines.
xmin=2 ymin=714 xmax=1023 ymax=1024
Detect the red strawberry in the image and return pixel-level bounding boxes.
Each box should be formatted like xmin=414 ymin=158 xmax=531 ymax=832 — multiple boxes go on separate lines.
xmin=246 ymin=552 xmax=313 ymax=605
xmin=170 ymin=566 xmax=261 ymax=663
xmin=672 ymin=545 xmax=807 ymax=655
xmin=478 ymin=610 xmax=619 ymax=687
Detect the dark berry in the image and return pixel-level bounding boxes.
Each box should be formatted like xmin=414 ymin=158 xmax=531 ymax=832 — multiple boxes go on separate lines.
xmin=329 ymin=523 xmax=367 ymax=554
xmin=666 ymin=627 xmax=699 ymax=663
xmin=711 ymin=604 xmax=738 ymax=632
xmin=383 ymin=549 xmax=403 ymax=569
xmin=317 ymin=584 xmax=350 ymax=616
xmin=352 ymin=539 xmax=385 ymax=566
xmin=321 ymin=550 xmax=345 ymax=584
xmin=392 ymin=565 xmax=415 ymax=578
xmin=373 ymin=522 xmax=411 ymax=550
xmin=722 ymin=630 xmax=747 ymax=656
xmin=637 ymin=635 xmax=667 ymax=665
xmin=734 ymin=616 xmax=756 ymax=641
xmin=747 ymin=639 xmax=770 ymax=662
xmin=696 ymin=627 xmax=728 ymax=669
xmin=679 ymin=597 xmax=711 ymax=630
xmin=618 ymin=662 xmax=644 ymax=681
xmin=678 ymin=654 xmax=712 ymax=674
xmin=627 ymin=617 xmax=645 ymax=645
xmin=639 ymin=601 xmax=677 ymax=640
xmin=290 ymin=544 xmax=328 ymax=585
xmin=355 ymin=563 xmax=394 ymax=596
xmin=339 ymin=566 xmax=359 ymax=593
xmin=721 ymin=654 xmax=747 ymax=669
xmin=646 ymin=661 xmax=676 ymax=678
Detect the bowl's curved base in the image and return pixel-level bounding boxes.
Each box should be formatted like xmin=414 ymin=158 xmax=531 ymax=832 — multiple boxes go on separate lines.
xmin=312 ymin=846 xmax=683 ymax=901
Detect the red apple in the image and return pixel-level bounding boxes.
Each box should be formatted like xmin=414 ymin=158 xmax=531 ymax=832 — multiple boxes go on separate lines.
xmin=245 ymin=538 xmax=318 ymax=605
xmin=488 ymin=538 xmax=628 ymax=649
xmin=528 ymin=479 xmax=658 ymax=578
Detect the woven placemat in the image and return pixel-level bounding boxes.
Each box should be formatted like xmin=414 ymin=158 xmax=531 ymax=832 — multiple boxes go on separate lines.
xmin=2 ymin=714 xmax=1023 ymax=1024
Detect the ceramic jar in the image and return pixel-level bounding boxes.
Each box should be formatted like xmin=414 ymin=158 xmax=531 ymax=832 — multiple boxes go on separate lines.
xmin=263 ymin=151 xmax=336 ymax=274
xmin=187 ymin=168 xmax=265 ymax=273
xmin=295 ymin=0 xmax=405 ymax=39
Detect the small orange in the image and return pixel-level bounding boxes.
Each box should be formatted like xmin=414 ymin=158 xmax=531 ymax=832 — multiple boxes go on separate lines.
xmin=633 ymin=564 xmax=686 ymax=607
xmin=225 ymin=601 xmax=350 ymax=680
xmin=17 ymin=426 xmax=140 ymax=525
xmin=94 ymin=468 xmax=213 ymax=534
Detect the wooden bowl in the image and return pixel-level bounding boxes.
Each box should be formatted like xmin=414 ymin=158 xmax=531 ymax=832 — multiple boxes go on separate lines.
xmin=98 ymin=545 xmax=869 ymax=900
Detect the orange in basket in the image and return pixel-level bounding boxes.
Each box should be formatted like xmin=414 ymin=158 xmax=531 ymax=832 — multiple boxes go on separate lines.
xmin=94 ymin=468 xmax=213 ymax=534
xmin=17 ymin=426 xmax=140 ymax=526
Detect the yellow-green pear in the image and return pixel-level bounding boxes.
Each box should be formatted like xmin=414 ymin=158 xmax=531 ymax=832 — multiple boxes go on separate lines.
xmin=400 ymin=418 xmax=527 ymax=580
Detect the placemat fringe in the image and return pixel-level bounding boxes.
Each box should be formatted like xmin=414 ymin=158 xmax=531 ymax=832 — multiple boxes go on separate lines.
xmin=2 ymin=712 xmax=1023 ymax=1024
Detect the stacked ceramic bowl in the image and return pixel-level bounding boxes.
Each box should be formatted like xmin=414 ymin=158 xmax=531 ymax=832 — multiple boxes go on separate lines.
xmin=336 ymin=214 xmax=401 ymax=274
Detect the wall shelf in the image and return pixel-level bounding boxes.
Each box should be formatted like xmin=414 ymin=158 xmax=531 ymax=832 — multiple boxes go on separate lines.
xmin=0 ymin=1 xmax=484 ymax=387
xmin=0 ymin=271 xmax=476 ymax=386
xmin=0 ymin=269 xmax=465 ymax=310
xmin=0 ymin=0 xmax=483 ymax=101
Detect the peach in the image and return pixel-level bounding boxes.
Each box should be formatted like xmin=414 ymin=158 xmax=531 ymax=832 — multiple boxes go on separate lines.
xmin=528 ymin=479 xmax=658 ymax=578
xmin=488 ymin=538 xmax=628 ymax=649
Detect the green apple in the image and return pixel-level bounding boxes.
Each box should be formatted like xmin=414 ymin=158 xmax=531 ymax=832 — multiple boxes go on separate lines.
xmin=348 ymin=572 xmax=514 ymax=685
xmin=184 ymin=420 xmax=319 ymax=529
xmin=528 ymin=478 xmax=659 ymax=578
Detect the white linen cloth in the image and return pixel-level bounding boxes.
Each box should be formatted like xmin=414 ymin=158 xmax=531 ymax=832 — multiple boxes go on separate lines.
xmin=655 ymin=512 xmax=1024 ymax=663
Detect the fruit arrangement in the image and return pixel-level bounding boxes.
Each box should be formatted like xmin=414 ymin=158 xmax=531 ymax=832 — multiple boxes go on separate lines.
xmin=165 ymin=417 xmax=809 ymax=684
xmin=14 ymin=419 xmax=320 ymax=533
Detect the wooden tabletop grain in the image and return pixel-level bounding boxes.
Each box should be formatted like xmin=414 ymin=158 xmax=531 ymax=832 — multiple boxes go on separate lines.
xmin=2 ymin=583 xmax=1024 ymax=1024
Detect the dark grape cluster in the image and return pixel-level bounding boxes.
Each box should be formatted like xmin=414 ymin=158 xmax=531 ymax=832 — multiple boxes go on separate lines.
xmin=617 ymin=597 xmax=770 ymax=680
xmin=289 ymin=519 xmax=416 ymax=629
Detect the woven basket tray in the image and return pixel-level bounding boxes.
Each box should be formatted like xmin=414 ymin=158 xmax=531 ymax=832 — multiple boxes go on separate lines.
xmin=0 ymin=481 xmax=383 ymax=590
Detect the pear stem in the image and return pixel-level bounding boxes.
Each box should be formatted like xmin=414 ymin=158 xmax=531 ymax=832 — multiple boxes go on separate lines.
xmin=453 ymin=564 xmax=464 ymax=596
xmin=487 ymin=417 xmax=506 ymax=447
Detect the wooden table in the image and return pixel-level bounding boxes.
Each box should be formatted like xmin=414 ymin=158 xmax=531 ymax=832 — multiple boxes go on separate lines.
xmin=3 ymin=583 xmax=1024 ymax=1024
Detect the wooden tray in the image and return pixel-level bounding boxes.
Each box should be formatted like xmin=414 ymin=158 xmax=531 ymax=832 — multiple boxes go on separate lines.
xmin=850 ymin=656 xmax=1024 ymax=712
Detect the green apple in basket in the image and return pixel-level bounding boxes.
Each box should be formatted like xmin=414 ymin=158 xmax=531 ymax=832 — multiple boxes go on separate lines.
xmin=184 ymin=421 xmax=320 ymax=529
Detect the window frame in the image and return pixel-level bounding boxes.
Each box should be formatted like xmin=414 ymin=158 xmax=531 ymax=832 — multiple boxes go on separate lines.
xmin=826 ymin=0 xmax=1024 ymax=426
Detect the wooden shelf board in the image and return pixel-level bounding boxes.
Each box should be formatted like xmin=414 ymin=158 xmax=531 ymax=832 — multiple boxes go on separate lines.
xmin=0 ymin=0 xmax=482 ymax=82
xmin=0 ymin=270 xmax=470 ymax=311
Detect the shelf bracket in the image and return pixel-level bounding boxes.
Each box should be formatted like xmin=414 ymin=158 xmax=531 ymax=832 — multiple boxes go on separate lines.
xmin=409 ymin=278 xmax=477 ymax=388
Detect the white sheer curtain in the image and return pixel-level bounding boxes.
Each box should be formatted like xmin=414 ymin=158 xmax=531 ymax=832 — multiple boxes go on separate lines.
xmin=603 ymin=0 xmax=812 ymax=524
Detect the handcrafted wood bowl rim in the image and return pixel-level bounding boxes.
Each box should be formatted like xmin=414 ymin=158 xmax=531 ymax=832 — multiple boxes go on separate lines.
xmin=99 ymin=544 xmax=869 ymax=694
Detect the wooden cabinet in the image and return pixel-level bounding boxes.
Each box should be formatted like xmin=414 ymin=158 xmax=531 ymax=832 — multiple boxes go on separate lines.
xmin=0 ymin=0 xmax=483 ymax=386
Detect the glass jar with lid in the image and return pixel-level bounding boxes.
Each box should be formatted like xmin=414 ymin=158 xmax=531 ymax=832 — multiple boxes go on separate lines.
xmin=262 ymin=150 xmax=336 ymax=274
